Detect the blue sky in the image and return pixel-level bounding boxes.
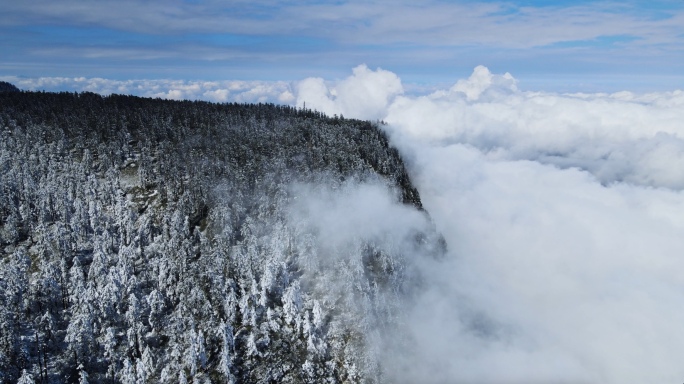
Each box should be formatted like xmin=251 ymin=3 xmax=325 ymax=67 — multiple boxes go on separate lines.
xmin=1 ymin=0 xmax=683 ymax=92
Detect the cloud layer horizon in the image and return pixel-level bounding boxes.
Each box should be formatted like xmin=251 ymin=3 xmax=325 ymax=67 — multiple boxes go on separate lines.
xmin=5 ymin=66 xmax=684 ymax=383
xmin=298 ymin=65 xmax=684 ymax=383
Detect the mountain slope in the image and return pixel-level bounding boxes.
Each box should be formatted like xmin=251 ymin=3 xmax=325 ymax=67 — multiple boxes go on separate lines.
xmin=0 ymin=90 xmax=444 ymax=383
xmin=0 ymin=81 xmax=20 ymax=93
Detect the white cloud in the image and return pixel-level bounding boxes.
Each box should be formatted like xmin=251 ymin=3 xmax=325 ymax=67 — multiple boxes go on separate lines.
xmin=0 ymin=76 xmax=295 ymax=104
xmin=446 ymin=65 xmax=518 ymax=101
xmin=296 ymin=64 xmax=403 ymax=120
xmin=202 ymin=88 xmax=231 ymax=103
xmin=285 ymin=180 xmax=436 ymax=376
xmin=382 ymin=68 xmax=684 ymax=190
xmin=390 ymin=144 xmax=684 ymax=383
xmin=3 ymin=1 xmax=682 ymax=49
xmin=296 ymin=65 xmax=684 ymax=383
xmin=288 ymin=181 xmax=429 ymax=255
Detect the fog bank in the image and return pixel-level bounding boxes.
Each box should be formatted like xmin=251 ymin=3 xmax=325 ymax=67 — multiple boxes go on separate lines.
xmin=297 ymin=65 xmax=684 ymax=383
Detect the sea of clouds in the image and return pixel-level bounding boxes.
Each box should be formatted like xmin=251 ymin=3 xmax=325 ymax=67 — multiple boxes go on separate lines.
xmin=295 ymin=66 xmax=684 ymax=384
xmin=0 ymin=76 xmax=296 ymax=104
xmin=6 ymin=66 xmax=684 ymax=383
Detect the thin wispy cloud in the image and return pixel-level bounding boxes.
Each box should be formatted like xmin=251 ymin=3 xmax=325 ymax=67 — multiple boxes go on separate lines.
xmin=1 ymin=1 xmax=683 ymax=88
xmin=3 ymin=1 xmax=682 ymax=47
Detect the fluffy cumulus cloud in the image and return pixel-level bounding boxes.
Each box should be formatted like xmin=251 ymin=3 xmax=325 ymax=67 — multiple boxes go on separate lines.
xmin=385 ymin=66 xmax=684 ymax=189
xmin=296 ymin=64 xmax=403 ymax=121
xmin=296 ymin=66 xmax=684 ymax=383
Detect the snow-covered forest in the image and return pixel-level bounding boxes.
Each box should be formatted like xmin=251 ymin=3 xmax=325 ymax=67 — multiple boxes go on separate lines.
xmin=0 ymin=84 xmax=445 ymax=383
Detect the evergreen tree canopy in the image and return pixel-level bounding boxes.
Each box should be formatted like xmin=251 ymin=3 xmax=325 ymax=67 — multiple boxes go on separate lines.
xmin=0 ymin=91 xmax=444 ymax=383
xmin=0 ymin=81 xmax=20 ymax=93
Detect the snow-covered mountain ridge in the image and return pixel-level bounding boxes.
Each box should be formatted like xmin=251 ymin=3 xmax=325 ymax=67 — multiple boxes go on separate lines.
xmin=0 ymin=88 xmax=444 ymax=383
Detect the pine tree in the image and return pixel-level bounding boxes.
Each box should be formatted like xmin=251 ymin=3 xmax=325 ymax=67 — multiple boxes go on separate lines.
xmin=17 ymin=369 xmax=35 ymax=384
xmin=0 ymin=90 xmax=442 ymax=382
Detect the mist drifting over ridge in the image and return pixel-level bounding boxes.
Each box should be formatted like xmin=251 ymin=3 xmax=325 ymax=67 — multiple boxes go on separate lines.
xmin=4 ymin=63 xmax=684 ymax=383
xmin=3 ymin=0 xmax=684 ymax=380
xmin=0 ymin=92 xmax=445 ymax=382
xmin=294 ymin=65 xmax=684 ymax=383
